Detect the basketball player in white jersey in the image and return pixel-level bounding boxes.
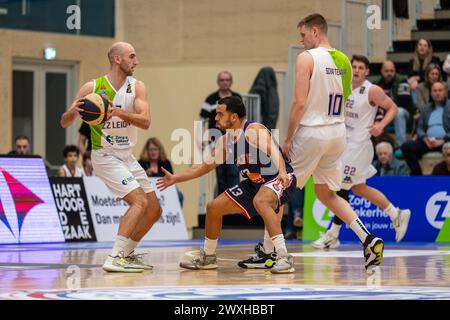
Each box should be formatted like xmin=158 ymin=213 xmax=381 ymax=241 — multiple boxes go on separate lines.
xmin=313 ymin=55 xmax=411 ymax=249
xmin=60 ymin=42 xmax=162 ymax=273
xmin=282 ymin=14 xmax=384 ymax=272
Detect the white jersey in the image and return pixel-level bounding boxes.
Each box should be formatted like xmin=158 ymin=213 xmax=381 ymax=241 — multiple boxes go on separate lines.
xmin=345 ymin=80 xmax=377 ymax=143
xmin=301 ymin=47 xmax=352 ymax=127
xmin=91 ymin=75 xmax=138 ymax=151
xmin=62 ymin=164 xmax=84 ymax=177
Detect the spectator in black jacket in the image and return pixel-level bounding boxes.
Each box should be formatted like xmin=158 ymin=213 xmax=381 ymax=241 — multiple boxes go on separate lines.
xmin=8 ymin=135 xmax=31 ymax=155
xmin=401 ymin=82 xmax=450 ymax=175
xmin=139 ymin=137 xmax=174 ymax=177
xmin=376 ymin=60 xmax=415 ymax=145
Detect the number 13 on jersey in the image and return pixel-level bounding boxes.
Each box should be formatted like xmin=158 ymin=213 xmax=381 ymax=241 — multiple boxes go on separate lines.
xmin=328 ymin=93 xmax=343 ymax=116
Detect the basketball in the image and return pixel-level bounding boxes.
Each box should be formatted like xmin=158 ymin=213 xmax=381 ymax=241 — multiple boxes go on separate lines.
xmin=79 ymin=93 xmax=110 ymax=125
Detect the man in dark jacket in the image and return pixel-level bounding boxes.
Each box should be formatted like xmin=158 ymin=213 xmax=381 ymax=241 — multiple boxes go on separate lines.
xmin=373 ymin=142 xmax=410 ymax=176
xmin=376 ymin=60 xmax=415 ymax=145
xmin=401 ymin=82 xmax=450 ymax=175
xmin=249 ymin=67 xmax=279 ymax=130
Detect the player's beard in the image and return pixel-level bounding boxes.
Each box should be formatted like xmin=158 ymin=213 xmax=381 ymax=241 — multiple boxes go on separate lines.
xmin=120 ymin=62 xmax=133 ymax=76
xmin=216 ymin=120 xmax=232 ymax=132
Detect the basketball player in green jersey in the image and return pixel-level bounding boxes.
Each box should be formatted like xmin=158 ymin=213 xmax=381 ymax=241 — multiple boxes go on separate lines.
xmin=61 ymin=42 xmax=162 ymax=273
xmin=282 ymin=14 xmax=384 ymax=273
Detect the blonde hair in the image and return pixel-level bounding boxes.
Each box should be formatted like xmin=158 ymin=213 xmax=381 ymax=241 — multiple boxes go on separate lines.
xmin=425 ymin=63 xmax=442 ymax=87
xmin=413 ymin=39 xmax=433 ymax=74
xmin=139 ymin=137 xmax=167 ymax=163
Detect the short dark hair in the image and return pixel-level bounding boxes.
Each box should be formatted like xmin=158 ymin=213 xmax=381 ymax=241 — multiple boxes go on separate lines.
xmin=297 ymin=13 xmax=328 ymax=34
xmin=63 ymin=145 xmax=80 ymax=158
xmin=351 ymin=54 xmax=370 ymax=69
xmin=218 ymin=96 xmax=246 ymax=119
xmin=15 ymin=135 xmax=30 ymax=143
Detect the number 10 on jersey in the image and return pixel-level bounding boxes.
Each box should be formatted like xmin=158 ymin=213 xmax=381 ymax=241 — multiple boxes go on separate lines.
xmin=328 ymin=93 xmax=343 ymax=116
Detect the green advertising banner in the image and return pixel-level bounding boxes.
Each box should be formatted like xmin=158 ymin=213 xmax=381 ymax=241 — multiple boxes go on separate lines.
xmin=303 ymin=177 xmax=334 ymax=241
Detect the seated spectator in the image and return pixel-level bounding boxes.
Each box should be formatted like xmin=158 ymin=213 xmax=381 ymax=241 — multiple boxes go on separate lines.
xmin=401 ymin=82 xmax=450 ymax=175
xmin=8 ymin=135 xmax=31 ymax=155
xmin=407 ymin=39 xmax=441 ymax=90
xmin=376 ymin=60 xmax=415 ymax=145
xmin=416 ymin=63 xmax=443 ymax=113
xmin=139 ymin=137 xmax=184 ymax=206
xmin=82 ymin=151 xmax=94 ymax=176
xmin=431 ymin=142 xmax=450 ymax=176
xmin=139 ymin=137 xmax=173 ymax=177
xmin=444 ymin=53 xmax=450 ymax=90
xmin=57 ymin=145 xmax=83 ymax=177
xmin=372 ymin=142 xmax=410 ymax=176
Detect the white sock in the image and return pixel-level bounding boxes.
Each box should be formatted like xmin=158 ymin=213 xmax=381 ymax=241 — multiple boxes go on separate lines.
xmin=329 ymin=223 xmax=342 ymax=238
xmin=384 ymin=203 xmax=399 ymax=222
xmin=349 ymin=218 xmax=370 ymax=243
xmin=204 ymin=237 xmax=218 ymax=255
xmin=263 ymin=229 xmax=275 ymax=253
xmin=111 ymin=235 xmax=128 ymax=257
xmin=271 ymin=234 xmax=288 ymax=257
xmin=124 ymin=238 xmax=139 ymax=256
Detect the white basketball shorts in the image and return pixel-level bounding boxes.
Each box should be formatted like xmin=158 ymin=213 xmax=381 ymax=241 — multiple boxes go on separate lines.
xmin=290 ymin=123 xmax=346 ymax=191
xmin=341 ymin=140 xmax=377 ymax=190
xmin=91 ymin=148 xmax=155 ymax=199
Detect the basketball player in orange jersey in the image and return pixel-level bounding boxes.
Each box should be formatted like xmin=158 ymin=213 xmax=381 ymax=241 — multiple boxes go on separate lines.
xmin=282 ymin=14 xmax=384 ymax=273
xmin=60 ymin=42 xmax=162 ymax=273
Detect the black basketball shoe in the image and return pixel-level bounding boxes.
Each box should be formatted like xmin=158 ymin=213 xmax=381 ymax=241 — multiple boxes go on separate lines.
xmin=238 ymin=242 xmax=277 ymax=269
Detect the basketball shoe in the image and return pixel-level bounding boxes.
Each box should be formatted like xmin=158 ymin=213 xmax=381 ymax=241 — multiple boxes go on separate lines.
xmin=312 ymin=230 xmax=340 ymax=249
xmin=179 ymin=248 xmax=218 ymax=270
xmin=363 ymin=235 xmax=384 ymax=274
xmin=102 ymin=252 xmax=144 ymax=273
xmin=270 ymin=254 xmax=295 ymax=274
xmin=393 ymin=209 xmax=411 ymax=242
xmin=126 ymin=251 xmax=154 ymax=270
xmin=238 ymin=242 xmax=277 ymax=269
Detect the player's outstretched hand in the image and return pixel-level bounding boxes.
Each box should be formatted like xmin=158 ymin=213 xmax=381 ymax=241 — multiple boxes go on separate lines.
xmin=156 ymin=167 xmax=177 ymax=191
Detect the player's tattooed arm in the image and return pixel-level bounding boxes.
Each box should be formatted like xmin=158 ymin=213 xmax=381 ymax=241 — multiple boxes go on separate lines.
xmin=368 ymin=85 xmax=398 ymax=137
xmin=60 ymin=81 xmax=93 ymax=128
xmin=282 ymin=51 xmax=313 ymax=156
xmin=109 ymin=80 xmax=150 ymax=129
xmin=246 ymin=124 xmax=290 ymax=188
xmin=156 ymin=135 xmax=227 ymax=191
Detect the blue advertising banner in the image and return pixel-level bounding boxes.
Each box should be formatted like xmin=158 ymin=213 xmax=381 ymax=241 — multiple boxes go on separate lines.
xmin=304 ymin=176 xmax=450 ymax=242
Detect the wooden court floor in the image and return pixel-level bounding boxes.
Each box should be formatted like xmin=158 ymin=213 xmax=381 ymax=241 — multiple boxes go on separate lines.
xmin=1 ymin=240 xmax=450 ymax=299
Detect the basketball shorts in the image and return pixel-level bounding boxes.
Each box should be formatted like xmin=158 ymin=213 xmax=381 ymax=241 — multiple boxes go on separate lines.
xmin=341 ymin=140 xmax=377 ymax=190
xmin=224 ymin=173 xmax=297 ymax=220
xmin=91 ymin=148 xmax=155 ymax=199
xmin=290 ymin=123 xmax=346 ymax=191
